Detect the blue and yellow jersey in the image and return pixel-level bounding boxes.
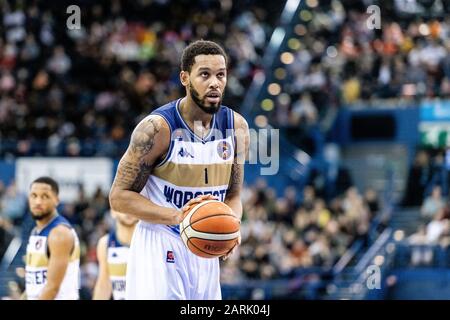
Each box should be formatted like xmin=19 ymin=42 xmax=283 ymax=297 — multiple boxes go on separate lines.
xmin=142 ymin=99 xmax=236 ymax=235
xmin=107 ymin=230 xmax=129 ymax=300
xmin=25 ymin=214 xmax=80 ymax=300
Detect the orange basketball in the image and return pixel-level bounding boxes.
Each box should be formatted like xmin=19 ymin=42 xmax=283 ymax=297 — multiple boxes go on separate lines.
xmin=180 ymin=200 xmax=240 ymax=258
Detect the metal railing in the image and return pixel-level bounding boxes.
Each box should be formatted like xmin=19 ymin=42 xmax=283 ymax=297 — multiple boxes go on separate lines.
xmin=0 ymin=237 xmax=22 ymax=271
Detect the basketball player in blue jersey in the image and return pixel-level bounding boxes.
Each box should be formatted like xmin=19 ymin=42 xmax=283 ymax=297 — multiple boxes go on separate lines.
xmin=93 ymin=210 xmax=138 ymax=300
xmin=24 ymin=177 xmax=80 ymax=300
xmin=109 ymin=40 xmax=250 ymax=300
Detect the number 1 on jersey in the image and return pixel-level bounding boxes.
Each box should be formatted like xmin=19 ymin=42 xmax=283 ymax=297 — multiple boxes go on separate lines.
xmin=204 ymin=168 xmax=208 ymax=184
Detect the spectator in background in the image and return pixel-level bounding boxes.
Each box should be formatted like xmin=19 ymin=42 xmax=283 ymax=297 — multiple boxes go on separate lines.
xmin=0 ymin=216 xmax=14 ymax=261
xmin=426 ymin=206 xmax=450 ymax=244
xmin=426 ymin=152 xmax=449 ymax=196
xmin=0 ymin=181 xmax=27 ymax=226
xmin=0 ymin=0 xmax=281 ymax=159
xmin=408 ymin=224 xmax=433 ymax=266
xmin=421 ymin=185 xmax=446 ymax=223
xmin=363 ymin=187 xmax=380 ymax=218
xmin=307 ymin=144 xmax=353 ymax=201
xmin=403 ymin=150 xmax=432 ymax=207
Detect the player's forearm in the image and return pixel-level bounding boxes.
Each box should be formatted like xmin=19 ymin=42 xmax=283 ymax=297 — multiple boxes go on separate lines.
xmin=224 ymin=195 xmax=243 ymax=221
xmin=93 ymin=281 xmax=112 ymax=300
xmin=38 ymin=285 xmax=59 ymax=300
xmin=110 ymin=189 xmax=181 ymax=225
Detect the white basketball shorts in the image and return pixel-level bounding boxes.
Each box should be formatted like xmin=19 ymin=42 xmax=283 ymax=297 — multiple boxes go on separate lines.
xmin=125 ymin=221 xmax=222 ymax=300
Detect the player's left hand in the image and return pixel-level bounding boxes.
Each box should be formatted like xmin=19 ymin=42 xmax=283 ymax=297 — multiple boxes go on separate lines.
xmin=181 ymin=194 xmax=218 ymax=217
xmin=221 ymin=231 xmax=241 ymax=261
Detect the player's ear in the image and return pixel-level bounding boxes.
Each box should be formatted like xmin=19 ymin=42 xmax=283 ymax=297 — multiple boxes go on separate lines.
xmin=180 ymin=71 xmax=189 ymax=87
xmin=54 ymin=194 xmax=60 ymax=207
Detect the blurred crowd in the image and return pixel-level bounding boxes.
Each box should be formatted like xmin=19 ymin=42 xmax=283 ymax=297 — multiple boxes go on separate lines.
xmin=6 ymin=0 xmax=448 ymax=299
xmin=399 ymin=147 xmax=450 ymax=266
xmin=406 ymin=184 xmax=450 ymax=266
xmin=269 ymin=0 xmax=450 ymax=154
xmin=3 ymin=1 xmax=450 ymax=158
xmin=403 ymin=149 xmax=449 ymax=207
xmin=220 ymin=179 xmax=380 ymax=285
xmin=0 ymin=0 xmax=283 ymax=158
xmin=0 ymin=173 xmax=381 ymax=299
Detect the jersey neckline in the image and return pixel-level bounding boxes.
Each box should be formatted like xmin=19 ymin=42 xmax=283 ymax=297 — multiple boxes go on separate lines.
xmin=175 ymin=98 xmax=217 ymax=143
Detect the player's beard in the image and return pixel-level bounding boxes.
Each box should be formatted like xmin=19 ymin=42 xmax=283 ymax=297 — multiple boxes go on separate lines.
xmin=189 ymin=82 xmax=222 ymax=115
xmin=31 ymin=210 xmax=53 ymax=221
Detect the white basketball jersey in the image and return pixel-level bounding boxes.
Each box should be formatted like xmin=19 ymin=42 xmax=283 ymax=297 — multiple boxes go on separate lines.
xmin=140 ymin=99 xmax=235 ymax=235
xmin=25 ymin=215 xmax=80 ymax=300
xmin=106 ymin=230 xmax=129 ymax=300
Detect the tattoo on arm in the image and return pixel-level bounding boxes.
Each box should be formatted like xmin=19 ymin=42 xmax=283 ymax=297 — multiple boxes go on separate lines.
xmin=114 ymin=160 xmax=153 ymax=193
xmin=226 ymin=114 xmax=248 ymax=199
xmin=113 ymin=117 xmax=161 ymax=193
xmin=227 ymin=162 xmax=243 ymax=197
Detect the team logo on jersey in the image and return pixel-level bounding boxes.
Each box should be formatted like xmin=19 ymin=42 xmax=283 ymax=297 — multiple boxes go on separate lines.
xmin=178 ymin=147 xmax=194 ymax=158
xmin=166 ymin=251 xmax=175 ymax=263
xmin=174 ymin=129 xmax=184 ymax=141
xmin=217 ymin=141 xmax=232 ymax=160
xmin=35 ymin=238 xmax=43 ymax=250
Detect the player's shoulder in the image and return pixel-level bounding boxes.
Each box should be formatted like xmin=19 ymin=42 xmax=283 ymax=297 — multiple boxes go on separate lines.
xmin=47 ymin=224 xmax=74 ymax=247
xmin=231 ymin=110 xmax=249 ymax=131
xmin=98 ymin=233 xmax=109 ymax=246
xmin=97 ymin=234 xmax=109 ymax=253
xmin=131 ymin=114 xmax=171 ymax=152
xmin=134 ymin=114 xmax=170 ymax=135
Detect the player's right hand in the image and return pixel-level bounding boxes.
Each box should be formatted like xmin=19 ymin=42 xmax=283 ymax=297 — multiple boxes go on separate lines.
xmin=181 ymin=194 xmax=219 ymax=217
xmin=168 ymin=208 xmax=184 ymax=225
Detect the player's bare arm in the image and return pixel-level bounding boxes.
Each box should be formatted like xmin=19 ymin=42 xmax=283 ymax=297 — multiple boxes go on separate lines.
xmin=92 ymin=235 xmax=112 ymax=300
xmin=109 ymin=115 xmax=183 ymax=225
xmin=220 ymin=112 xmax=249 ymax=260
xmin=224 ymin=111 xmax=249 ymax=221
xmin=38 ymin=225 xmax=74 ymax=300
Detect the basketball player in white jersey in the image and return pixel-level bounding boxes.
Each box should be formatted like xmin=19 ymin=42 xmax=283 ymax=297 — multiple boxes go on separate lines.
xmin=93 ymin=210 xmax=138 ymax=300
xmin=24 ymin=177 xmax=80 ymax=300
xmin=109 ymin=40 xmax=249 ymax=300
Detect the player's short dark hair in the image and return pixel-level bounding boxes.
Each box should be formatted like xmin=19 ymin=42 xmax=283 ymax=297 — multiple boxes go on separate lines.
xmin=31 ymin=176 xmax=59 ymax=195
xmin=181 ymin=40 xmax=228 ymax=72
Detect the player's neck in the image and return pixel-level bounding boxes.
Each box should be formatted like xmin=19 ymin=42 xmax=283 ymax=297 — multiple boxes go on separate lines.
xmin=180 ymin=97 xmax=213 ymax=129
xmin=36 ymin=211 xmax=58 ymax=230
xmin=116 ymin=223 xmax=135 ymax=246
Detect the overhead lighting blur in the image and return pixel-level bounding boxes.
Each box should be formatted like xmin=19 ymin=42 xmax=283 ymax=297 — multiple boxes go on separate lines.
xmin=306 ymin=0 xmax=318 ymax=8
xmin=374 ymin=255 xmax=385 ymax=266
xmin=419 ymin=23 xmax=430 ymax=36
xmin=300 ymin=10 xmax=312 ymax=22
xmin=295 ymin=24 xmax=307 ymax=36
xmin=280 ymin=52 xmax=294 ymax=64
xmin=288 ymin=38 xmax=301 ymax=50
xmin=261 ymin=99 xmax=274 ymax=111
xmin=393 ymin=230 xmax=404 ymax=241
xmin=254 ymin=115 xmax=268 ymax=128
xmin=274 ymin=68 xmax=287 ymax=80
xmin=326 ymin=46 xmax=338 ymax=58
xmin=277 ymin=93 xmax=291 ymax=105
xmin=268 ymin=83 xmax=281 ymax=95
